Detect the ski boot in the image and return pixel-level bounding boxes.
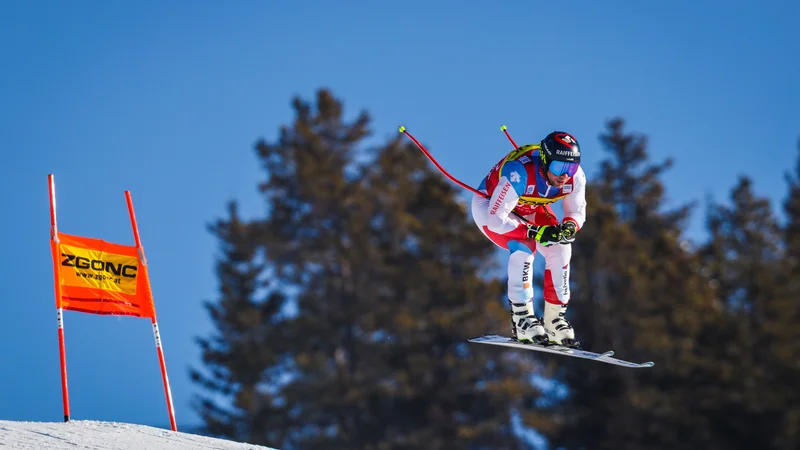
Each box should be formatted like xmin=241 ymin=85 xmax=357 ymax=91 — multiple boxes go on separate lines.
xmin=509 ymin=299 xmax=548 ymax=344
xmin=543 ymin=302 xmax=580 ymax=348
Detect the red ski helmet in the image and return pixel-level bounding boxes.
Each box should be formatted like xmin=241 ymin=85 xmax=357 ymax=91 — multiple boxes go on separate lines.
xmin=540 ymin=131 xmax=581 ymax=177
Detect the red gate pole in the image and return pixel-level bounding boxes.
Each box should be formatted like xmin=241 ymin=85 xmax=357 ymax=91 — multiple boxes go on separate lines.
xmin=48 ymin=174 xmax=71 ymax=422
xmin=125 ymin=191 xmax=177 ymax=432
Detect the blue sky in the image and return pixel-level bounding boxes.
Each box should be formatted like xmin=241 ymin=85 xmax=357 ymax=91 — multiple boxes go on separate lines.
xmin=1 ymin=0 xmax=797 ymax=431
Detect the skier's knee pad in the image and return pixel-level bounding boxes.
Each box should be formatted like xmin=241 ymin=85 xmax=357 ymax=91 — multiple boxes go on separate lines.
xmin=540 ymin=241 xmax=571 ymax=264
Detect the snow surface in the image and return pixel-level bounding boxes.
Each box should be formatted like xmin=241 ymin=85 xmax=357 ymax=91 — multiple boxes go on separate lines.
xmin=0 ymin=420 xmax=277 ymax=449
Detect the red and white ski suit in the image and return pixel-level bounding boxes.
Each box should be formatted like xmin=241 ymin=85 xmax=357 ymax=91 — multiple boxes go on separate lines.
xmin=470 ymin=144 xmax=587 ymax=306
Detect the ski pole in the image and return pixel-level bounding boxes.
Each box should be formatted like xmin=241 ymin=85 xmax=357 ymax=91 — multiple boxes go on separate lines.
xmin=398 ymin=126 xmax=486 ymax=198
xmin=398 ymin=125 xmax=533 ymax=225
xmin=500 ymin=125 xmax=518 ymax=148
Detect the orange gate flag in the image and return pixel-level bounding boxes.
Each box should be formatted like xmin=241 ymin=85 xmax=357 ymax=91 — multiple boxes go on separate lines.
xmin=51 ymin=232 xmax=156 ymax=319
xmin=48 ymin=174 xmax=176 ymax=432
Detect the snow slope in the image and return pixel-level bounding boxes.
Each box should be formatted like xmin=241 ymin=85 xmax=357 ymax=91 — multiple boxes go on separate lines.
xmin=0 ymin=420 xmax=277 ymax=449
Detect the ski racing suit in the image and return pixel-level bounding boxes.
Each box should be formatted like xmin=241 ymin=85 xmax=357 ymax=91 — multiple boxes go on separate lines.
xmin=470 ymin=144 xmax=587 ymax=308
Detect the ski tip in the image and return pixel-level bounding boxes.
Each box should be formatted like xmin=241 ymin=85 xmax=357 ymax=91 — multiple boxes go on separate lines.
xmin=398 ymin=126 xmax=406 ymax=133
xmin=642 ymin=361 xmax=655 ymax=368
xmin=500 ymin=125 xmax=507 ymax=131
xmin=599 ymin=351 xmax=614 ymax=357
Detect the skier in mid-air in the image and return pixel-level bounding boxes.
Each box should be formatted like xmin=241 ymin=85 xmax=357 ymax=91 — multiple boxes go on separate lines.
xmin=470 ymin=131 xmax=586 ymax=348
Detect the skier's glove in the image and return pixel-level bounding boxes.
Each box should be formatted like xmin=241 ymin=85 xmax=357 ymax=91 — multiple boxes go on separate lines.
xmin=527 ymin=224 xmax=563 ymax=245
xmin=559 ymin=221 xmax=578 ymax=245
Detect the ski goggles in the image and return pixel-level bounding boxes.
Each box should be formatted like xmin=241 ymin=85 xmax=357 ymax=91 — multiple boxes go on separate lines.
xmin=548 ymin=160 xmax=580 ymax=177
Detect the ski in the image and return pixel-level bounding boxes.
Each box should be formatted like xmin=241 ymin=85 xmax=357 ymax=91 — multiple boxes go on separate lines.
xmin=468 ymin=334 xmax=655 ymax=369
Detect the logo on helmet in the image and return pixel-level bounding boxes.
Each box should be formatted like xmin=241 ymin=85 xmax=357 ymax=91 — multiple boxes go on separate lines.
xmin=556 ymin=133 xmax=576 ymax=146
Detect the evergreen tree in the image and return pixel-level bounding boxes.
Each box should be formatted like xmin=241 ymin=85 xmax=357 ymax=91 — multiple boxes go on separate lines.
xmin=547 ymin=121 xmax=799 ymax=450
xmin=695 ymin=175 xmax=789 ymax=449
xmin=190 ymin=202 xmax=291 ymax=445
xmin=191 ymin=89 xmax=553 ymax=449
xmin=546 ymin=118 xmax=730 ymax=449
xmin=768 ymin=137 xmax=800 ymax=449
xmin=676 ymin=138 xmax=800 ymax=450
